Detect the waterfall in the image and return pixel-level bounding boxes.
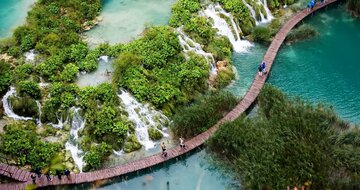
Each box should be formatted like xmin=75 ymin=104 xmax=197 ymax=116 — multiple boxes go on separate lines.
xmin=118 ymin=90 xmax=169 ymax=150
xmin=1 ymin=87 xmax=33 ymax=120
xmin=24 ymin=49 xmax=37 ymax=62
xmin=65 ymin=107 xmax=86 ymax=172
xmin=257 ymin=0 xmax=274 ymax=23
xmin=99 ymin=55 xmax=109 ymax=62
xmin=48 ymin=116 xmax=68 ymax=129
xmin=36 ymin=100 xmax=42 ymax=125
xmin=242 ymin=0 xmax=258 ymax=25
xmin=176 ymin=27 xmax=217 ymax=75
xmin=203 ymin=4 xmax=252 ymax=53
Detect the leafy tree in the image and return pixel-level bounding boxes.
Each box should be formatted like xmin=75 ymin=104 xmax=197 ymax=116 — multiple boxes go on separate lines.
xmin=60 ymin=63 xmax=79 ymax=82
xmin=0 ymin=60 xmax=12 ymax=95
xmin=17 ymin=80 xmax=41 ymax=99
xmin=83 ymin=142 xmax=112 ymax=171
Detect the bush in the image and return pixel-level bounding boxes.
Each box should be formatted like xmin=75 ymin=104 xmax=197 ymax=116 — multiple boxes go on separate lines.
xmin=0 ymin=60 xmax=12 ymax=95
xmin=9 ymin=96 xmax=39 ymax=118
xmin=215 ymin=67 xmax=236 ymax=88
xmin=252 ymin=26 xmax=271 ymax=44
xmin=148 ymin=127 xmax=163 ymax=140
xmin=208 ymin=85 xmax=360 ymax=189
xmin=0 ymin=122 xmax=61 ymax=169
xmin=286 ymin=24 xmax=318 ymax=43
xmin=60 ymin=63 xmax=79 ymax=82
xmin=123 ymin=134 xmax=142 ymax=153
xmin=83 ymin=142 xmax=112 ymax=171
xmin=14 ymin=63 xmax=33 ymax=81
xmin=171 ymin=91 xmax=238 ymax=138
xmin=17 ymin=80 xmax=41 ymax=99
xmin=348 ymin=0 xmax=360 ymax=17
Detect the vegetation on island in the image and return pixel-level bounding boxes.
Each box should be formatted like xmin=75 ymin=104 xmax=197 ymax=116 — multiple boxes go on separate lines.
xmin=208 ymin=85 xmax=360 ymax=189
xmin=348 ymin=0 xmax=360 ymax=16
xmin=286 ymin=24 xmax=318 ymax=43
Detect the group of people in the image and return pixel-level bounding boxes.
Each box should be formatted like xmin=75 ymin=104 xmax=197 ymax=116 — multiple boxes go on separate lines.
xmin=258 ymin=61 xmax=267 ymax=76
xmin=30 ymin=168 xmax=71 ymax=184
xmin=160 ymin=137 xmax=186 ymax=158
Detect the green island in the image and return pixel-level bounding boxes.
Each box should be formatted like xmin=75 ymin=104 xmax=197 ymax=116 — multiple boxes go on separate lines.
xmin=0 ymin=0 xmax=360 ymax=189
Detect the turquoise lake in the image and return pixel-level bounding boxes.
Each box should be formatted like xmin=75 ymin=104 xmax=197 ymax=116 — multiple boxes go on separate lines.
xmin=0 ymin=0 xmax=34 ymax=39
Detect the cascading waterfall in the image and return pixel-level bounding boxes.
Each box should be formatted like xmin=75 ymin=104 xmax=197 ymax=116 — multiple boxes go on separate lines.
xmin=242 ymin=0 xmax=258 ymax=25
xmin=176 ymin=27 xmax=217 ymax=74
xmin=1 ymin=87 xmax=33 ymax=120
xmin=118 ymin=90 xmax=169 ymax=150
xmin=65 ymin=107 xmax=86 ymax=172
xmin=256 ymin=0 xmax=274 ymax=23
xmin=36 ymin=100 xmax=42 ymax=125
xmin=24 ymin=49 xmax=37 ymax=62
xmin=203 ymin=4 xmax=252 ymax=53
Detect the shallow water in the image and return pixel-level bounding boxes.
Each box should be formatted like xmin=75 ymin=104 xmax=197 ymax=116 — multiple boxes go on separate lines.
xmin=59 ymin=149 xmax=238 ymax=190
xmin=268 ymin=6 xmax=360 ymax=124
xmin=85 ymin=0 xmax=175 ymax=46
xmin=0 ymin=0 xmax=34 ymax=39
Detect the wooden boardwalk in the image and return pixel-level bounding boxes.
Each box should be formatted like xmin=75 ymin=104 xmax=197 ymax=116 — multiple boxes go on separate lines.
xmin=0 ymin=1 xmax=338 ymax=189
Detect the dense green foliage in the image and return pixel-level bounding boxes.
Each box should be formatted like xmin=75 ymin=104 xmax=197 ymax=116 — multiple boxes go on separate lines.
xmin=123 ymin=134 xmax=142 ymax=153
xmin=171 ymin=91 xmax=238 ymax=138
xmin=17 ymin=80 xmax=41 ymax=99
xmin=0 ymin=122 xmax=61 ymax=169
xmin=252 ymin=26 xmax=271 ymax=44
xmin=83 ymin=142 xmax=112 ymax=171
xmin=0 ymin=60 xmax=12 ymax=96
xmin=113 ymin=26 xmax=210 ymax=113
xmin=208 ymin=85 xmax=360 ymax=189
xmin=9 ymin=97 xmax=39 ymax=118
xmin=286 ymin=24 xmax=318 ymax=43
xmin=169 ymin=0 xmax=201 ymax=27
xmin=148 ymin=127 xmax=163 ymax=140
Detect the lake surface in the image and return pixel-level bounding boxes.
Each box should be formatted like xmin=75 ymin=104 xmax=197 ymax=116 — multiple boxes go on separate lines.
xmin=85 ymin=0 xmax=175 ymax=46
xmin=0 ymin=0 xmax=34 ymax=39
xmin=268 ymin=6 xmax=360 ymax=124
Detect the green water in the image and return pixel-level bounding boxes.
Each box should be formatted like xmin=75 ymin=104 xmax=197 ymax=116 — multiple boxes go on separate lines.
xmin=85 ymin=0 xmax=175 ymax=46
xmin=63 ymin=149 xmax=238 ymax=190
xmin=268 ymin=6 xmax=360 ymax=124
xmin=0 ymin=0 xmax=34 ymax=39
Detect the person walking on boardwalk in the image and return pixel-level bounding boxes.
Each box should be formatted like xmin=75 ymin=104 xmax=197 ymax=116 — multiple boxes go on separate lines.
xmin=161 ymin=142 xmax=167 ymax=157
xmin=35 ymin=167 xmax=42 ymax=178
xmin=179 ymin=137 xmax=186 ymax=149
xmin=261 ymin=61 xmax=266 ymax=75
xmin=45 ymin=172 xmax=52 ymax=182
xmin=258 ymin=64 xmax=263 ymax=76
xmin=56 ymin=170 xmax=62 ymax=180
xmin=31 ymin=174 xmax=36 ymax=184
xmin=64 ymin=169 xmax=71 ymax=179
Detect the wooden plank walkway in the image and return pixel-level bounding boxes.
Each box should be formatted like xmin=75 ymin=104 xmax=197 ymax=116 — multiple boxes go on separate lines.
xmin=0 ymin=1 xmax=338 ymax=189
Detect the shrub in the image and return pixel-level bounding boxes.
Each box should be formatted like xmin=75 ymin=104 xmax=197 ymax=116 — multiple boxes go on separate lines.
xmin=286 ymin=24 xmax=318 ymax=43
xmin=14 ymin=63 xmax=33 ymax=81
xmin=9 ymin=96 xmax=39 ymax=118
xmin=171 ymin=91 xmax=238 ymax=138
xmin=83 ymin=142 xmax=112 ymax=171
xmin=215 ymin=67 xmax=236 ymax=88
xmin=252 ymin=26 xmax=271 ymax=44
xmin=123 ymin=134 xmax=142 ymax=153
xmin=60 ymin=63 xmax=79 ymax=82
xmin=17 ymin=80 xmax=41 ymax=99
xmin=0 ymin=122 xmax=60 ymax=169
xmin=0 ymin=60 xmax=12 ymax=95
xmin=208 ymin=85 xmax=359 ymax=189
xmin=148 ymin=127 xmax=163 ymax=140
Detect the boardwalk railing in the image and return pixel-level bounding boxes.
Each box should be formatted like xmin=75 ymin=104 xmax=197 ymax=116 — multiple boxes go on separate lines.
xmin=0 ymin=1 xmax=339 ymax=189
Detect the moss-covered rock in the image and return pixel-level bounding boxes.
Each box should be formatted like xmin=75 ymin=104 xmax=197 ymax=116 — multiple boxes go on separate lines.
xmin=123 ymin=134 xmax=142 ymax=153
xmin=9 ymin=96 xmax=38 ymax=118
xmin=148 ymin=127 xmax=163 ymax=140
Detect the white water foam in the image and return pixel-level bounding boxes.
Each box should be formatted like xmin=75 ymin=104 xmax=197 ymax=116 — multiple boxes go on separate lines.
xmin=176 ymin=27 xmax=217 ymax=74
xmin=118 ymin=90 xmax=169 ymax=150
xmin=242 ymin=0 xmax=259 ymax=25
xmin=1 ymin=87 xmax=33 ymax=120
xmin=203 ymin=4 xmax=252 ymax=53
xmin=65 ymin=107 xmax=86 ymax=172
xmin=257 ymin=0 xmax=274 ymax=23
xmin=24 ymin=49 xmax=37 ymax=62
